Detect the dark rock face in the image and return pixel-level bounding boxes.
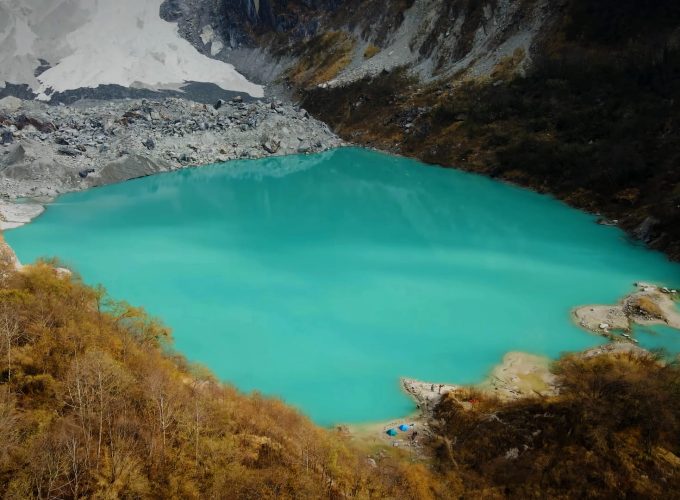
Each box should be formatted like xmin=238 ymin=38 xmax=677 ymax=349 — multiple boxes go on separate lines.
xmin=0 ymin=82 xmax=253 ymax=107
xmin=634 ymin=217 xmax=660 ymax=243
xmin=14 ymin=113 xmax=56 ymax=133
xmin=0 ymin=129 xmax=13 ymax=145
xmin=79 ymin=168 xmax=95 ymax=179
xmin=161 ymin=0 xmax=344 ymax=51
xmin=159 ymin=0 xmax=189 ymax=22
xmin=57 ymin=146 xmax=82 ymax=157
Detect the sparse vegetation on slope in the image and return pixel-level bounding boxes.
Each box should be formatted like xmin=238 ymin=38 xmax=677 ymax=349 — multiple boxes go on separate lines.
xmin=0 ymin=256 xmax=442 ymax=499
xmin=288 ymin=31 xmax=356 ymax=87
xmin=298 ymin=0 xmax=680 ymax=259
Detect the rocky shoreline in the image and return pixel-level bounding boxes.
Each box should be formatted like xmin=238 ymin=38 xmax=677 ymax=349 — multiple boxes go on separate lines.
xmin=401 ymin=284 xmax=680 ymax=419
xmin=400 ymin=351 xmax=558 ymax=422
xmin=386 ymin=291 xmax=680 ymax=449
xmin=389 ymin=343 xmax=657 ymax=446
xmin=573 ymin=282 xmax=680 ymax=340
xmin=0 ymin=95 xmax=342 ymax=228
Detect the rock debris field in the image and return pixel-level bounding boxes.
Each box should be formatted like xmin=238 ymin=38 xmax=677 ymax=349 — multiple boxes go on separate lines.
xmin=0 ymin=95 xmax=342 ymax=228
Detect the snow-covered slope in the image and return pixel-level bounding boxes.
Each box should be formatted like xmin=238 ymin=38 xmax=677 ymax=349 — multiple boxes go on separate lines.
xmin=0 ymin=0 xmax=263 ymax=99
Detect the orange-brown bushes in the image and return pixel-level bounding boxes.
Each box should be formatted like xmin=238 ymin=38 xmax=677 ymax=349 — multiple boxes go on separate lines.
xmin=0 ymin=262 xmax=436 ymax=498
xmin=430 ymin=352 xmax=680 ymax=498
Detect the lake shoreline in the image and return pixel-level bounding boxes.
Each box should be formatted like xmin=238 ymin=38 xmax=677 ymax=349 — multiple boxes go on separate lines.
xmin=3 ymin=229 xmax=679 ymax=445
xmin=350 ymin=341 xmax=667 ymax=451
xmin=350 ymin=284 xmax=680 ymax=446
xmin=2 ymin=146 xmax=676 ymax=434
xmin=0 ymin=95 xmax=343 ymax=230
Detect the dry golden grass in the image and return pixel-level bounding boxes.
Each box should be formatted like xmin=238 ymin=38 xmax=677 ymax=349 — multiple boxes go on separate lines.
xmin=288 ymin=31 xmax=356 ymax=87
xmin=0 ymin=262 xmax=445 ymax=498
xmin=363 ymin=44 xmax=380 ymax=59
xmin=635 ymin=296 xmax=666 ymax=319
xmin=490 ymin=47 xmax=526 ymax=80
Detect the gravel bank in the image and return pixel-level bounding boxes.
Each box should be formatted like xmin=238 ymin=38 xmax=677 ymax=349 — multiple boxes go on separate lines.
xmin=0 ymin=95 xmax=342 ymax=228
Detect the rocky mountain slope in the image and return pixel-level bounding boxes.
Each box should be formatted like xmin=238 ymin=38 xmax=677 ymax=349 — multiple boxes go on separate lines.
xmin=171 ymin=0 xmax=680 ymax=260
xmin=167 ymin=0 xmax=549 ymax=87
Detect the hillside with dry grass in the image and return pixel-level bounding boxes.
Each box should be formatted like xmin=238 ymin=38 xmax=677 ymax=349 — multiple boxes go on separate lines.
xmin=0 ymin=253 xmax=442 ymax=499
xmin=1 ymin=244 xmax=678 ymax=498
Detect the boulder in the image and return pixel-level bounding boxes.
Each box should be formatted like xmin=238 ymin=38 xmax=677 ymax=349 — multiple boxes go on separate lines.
xmin=1 ymin=144 xmax=26 ymax=166
xmin=0 ymin=96 xmax=22 ymax=113
xmin=86 ymin=154 xmax=173 ymax=187
xmin=633 ymin=216 xmax=659 ymax=243
xmin=262 ymin=140 xmax=280 ymax=154
xmin=0 ymin=129 xmax=13 ymax=145
xmin=142 ymin=137 xmax=156 ymax=150
xmin=214 ymin=99 xmax=225 ymax=110
xmin=15 ymin=113 xmax=56 ymax=133
xmin=57 ymin=146 xmax=82 ymax=156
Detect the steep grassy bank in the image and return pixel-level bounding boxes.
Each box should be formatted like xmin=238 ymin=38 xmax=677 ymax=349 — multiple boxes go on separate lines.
xmin=297 ymin=0 xmax=680 ymax=259
xmin=0 ymin=256 xmax=439 ymax=499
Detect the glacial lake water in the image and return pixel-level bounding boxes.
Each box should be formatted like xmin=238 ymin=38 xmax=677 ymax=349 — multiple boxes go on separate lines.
xmin=6 ymin=148 xmax=680 ymax=425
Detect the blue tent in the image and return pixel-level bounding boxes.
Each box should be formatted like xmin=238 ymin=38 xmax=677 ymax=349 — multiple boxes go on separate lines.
xmin=398 ymin=424 xmax=410 ymax=432
xmin=386 ymin=428 xmax=398 ymax=437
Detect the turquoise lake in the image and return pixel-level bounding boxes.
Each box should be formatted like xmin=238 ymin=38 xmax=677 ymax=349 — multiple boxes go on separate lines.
xmin=6 ymin=147 xmax=680 ymax=425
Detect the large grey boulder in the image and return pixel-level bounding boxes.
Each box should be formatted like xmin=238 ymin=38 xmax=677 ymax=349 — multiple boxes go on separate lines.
xmin=0 ymin=96 xmax=22 ymax=113
xmin=86 ymin=154 xmax=173 ymax=187
xmin=0 ymin=129 xmax=13 ymax=145
xmin=0 ymin=144 xmax=26 ymax=167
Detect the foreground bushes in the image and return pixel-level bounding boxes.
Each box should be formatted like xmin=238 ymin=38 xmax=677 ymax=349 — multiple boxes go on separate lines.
xmin=0 ymin=260 xmax=440 ymax=498
xmin=432 ymin=352 xmax=680 ymax=498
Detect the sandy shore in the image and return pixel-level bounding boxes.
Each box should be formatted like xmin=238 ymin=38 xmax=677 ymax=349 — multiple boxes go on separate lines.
xmin=0 ymin=199 xmax=45 ymax=231
xmin=348 ymin=350 xmax=560 ymax=452
xmin=478 ymin=351 xmax=557 ymax=400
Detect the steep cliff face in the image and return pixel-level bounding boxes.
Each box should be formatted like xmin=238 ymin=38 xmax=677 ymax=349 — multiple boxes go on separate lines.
xmin=168 ymin=0 xmax=548 ymax=87
xmin=171 ymin=0 xmax=680 ymax=259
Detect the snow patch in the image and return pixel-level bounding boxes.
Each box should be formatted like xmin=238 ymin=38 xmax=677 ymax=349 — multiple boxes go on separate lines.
xmin=0 ymin=0 xmax=263 ymax=99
